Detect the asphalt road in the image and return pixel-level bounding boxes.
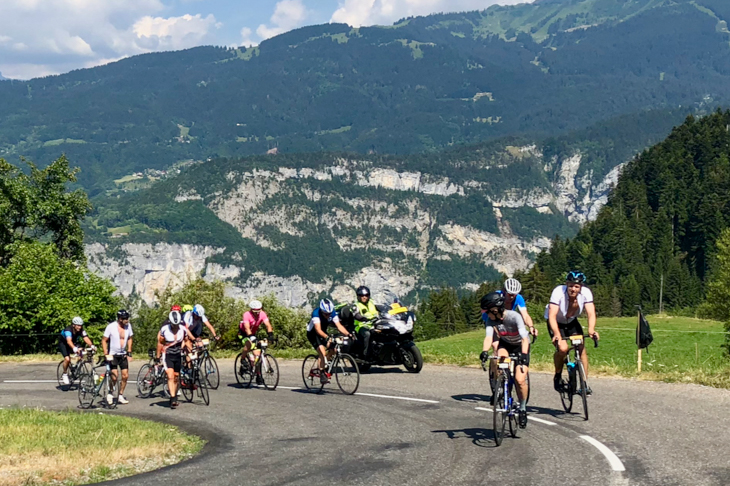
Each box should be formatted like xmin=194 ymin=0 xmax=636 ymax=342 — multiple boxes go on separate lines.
xmin=1 ymin=359 xmax=729 ymax=485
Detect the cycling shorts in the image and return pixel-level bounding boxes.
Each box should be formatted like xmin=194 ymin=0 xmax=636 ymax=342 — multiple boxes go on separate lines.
xmin=163 ymin=353 xmax=182 ymax=373
xmin=307 ymin=329 xmax=328 ymax=350
xmin=110 ymin=355 xmax=129 ymax=370
xmin=547 ymin=318 xmax=584 ymax=340
xmin=58 ymin=337 xmax=75 ymax=358
xmin=497 ymin=341 xmax=530 ymax=366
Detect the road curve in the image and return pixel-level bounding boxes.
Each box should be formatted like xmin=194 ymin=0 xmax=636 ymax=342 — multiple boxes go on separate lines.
xmin=1 ymin=360 xmax=729 ymax=485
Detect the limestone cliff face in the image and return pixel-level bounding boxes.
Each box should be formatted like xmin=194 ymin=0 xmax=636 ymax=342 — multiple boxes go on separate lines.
xmin=88 ymin=148 xmax=621 ymax=305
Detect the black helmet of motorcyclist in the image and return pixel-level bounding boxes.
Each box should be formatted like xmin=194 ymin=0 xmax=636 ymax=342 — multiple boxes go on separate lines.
xmin=356 ymin=286 xmax=370 ymax=303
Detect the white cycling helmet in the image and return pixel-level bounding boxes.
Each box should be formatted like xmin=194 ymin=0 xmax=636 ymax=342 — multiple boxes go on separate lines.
xmin=193 ymin=304 xmax=205 ymax=317
xmin=249 ymin=300 xmax=263 ymax=310
xmin=168 ymin=311 xmax=183 ymax=326
xmin=319 ymin=299 xmax=335 ymax=314
xmin=503 ymin=278 xmax=522 ymax=295
xmin=72 ymin=316 xmax=84 ymax=326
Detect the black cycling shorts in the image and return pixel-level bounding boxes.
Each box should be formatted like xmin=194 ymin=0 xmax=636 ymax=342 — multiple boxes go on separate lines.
xmin=164 ymin=353 xmax=182 ymax=373
xmin=110 ymin=355 xmax=129 ymax=370
xmin=497 ymin=341 xmax=530 ymax=366
xmin=547 ymin=318 xmax=584 ymax=340
xmin=58 ymin=337 xmax=74 ymax=358
xmin=307 ymin=329 xmax=328 ymax=350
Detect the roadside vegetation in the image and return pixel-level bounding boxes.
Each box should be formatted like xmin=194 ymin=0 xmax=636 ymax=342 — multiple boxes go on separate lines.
xmin=0 ymin=408 xmax=203 ymax=486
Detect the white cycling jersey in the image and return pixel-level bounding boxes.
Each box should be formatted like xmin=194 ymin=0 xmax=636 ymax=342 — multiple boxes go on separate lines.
xmin=544 ymin=285 xmax=594 ymax=324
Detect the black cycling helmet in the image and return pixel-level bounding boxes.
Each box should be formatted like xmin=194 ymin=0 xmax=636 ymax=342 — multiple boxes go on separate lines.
xmin=480 ymin=292 xmax=505 ymax=311
xmin=565 ymin=271 xmax=586 ymax=284
xmin=356 ymin=286 xmax=370 ymax=297
xmin=117 ymin=309 xmax=130 ymax=320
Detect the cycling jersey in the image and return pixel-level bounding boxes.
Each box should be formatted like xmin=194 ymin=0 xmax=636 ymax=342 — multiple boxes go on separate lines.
xmin=306 ymin=308 xmax=340 ymax=333
xmin=496 ymin=290 xmax=526 ymax=311
xmin=183 ymin=311 xmax=205 ymax=338
xmin=59 ymin=326 xmax=87 ymax=344
xmin=485 ymin=310 xmax=529 ymax=345
xmin=544 ymin=285 xmax=594 ymax=325
xmin=240 ymin=310 xmax=269 ymax=335
xmin=160 ymin=325 xmax=187 ymax=355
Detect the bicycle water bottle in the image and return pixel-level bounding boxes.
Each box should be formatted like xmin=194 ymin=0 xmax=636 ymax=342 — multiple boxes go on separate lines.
xmin=95 ymin=373 xmax=103 ymax=385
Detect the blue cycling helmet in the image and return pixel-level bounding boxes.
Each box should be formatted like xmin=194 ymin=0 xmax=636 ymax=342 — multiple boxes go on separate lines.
xmin=566 ymin=271 xmax=586 ymax=284
xmin=319 ymin=299 xmax=335 ymax=314
xmin=193 ymin=304 xmax=205 ymax=317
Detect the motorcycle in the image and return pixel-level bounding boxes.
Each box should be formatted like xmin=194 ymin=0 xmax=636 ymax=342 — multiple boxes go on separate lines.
xmin=349 ymin=295 xmax=423 ymax=374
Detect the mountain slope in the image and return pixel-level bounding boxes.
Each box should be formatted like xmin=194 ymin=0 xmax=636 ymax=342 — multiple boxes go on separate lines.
xmin=0 ymin=0 xmax=728 ymax=192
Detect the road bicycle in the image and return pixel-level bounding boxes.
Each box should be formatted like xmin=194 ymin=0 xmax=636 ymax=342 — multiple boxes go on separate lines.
xmin=180 ymin=346 xmax=210 ymax=406
xmin=57 ymin=348 xmax=95 ymax=390
xmin=196 ymin=338 xmax=220 ymax=389
xmin=487 ymin=336 xmax=535 ymax=405
xmin=78 ymin=353 xmax=124 ymax=409
xmin=483 ymin=354 xmax=524 ymax=446
xmin=302 ymin=335 xmax=360 ymax=395
xmin=234 ymin=338 xmax=280 ymax=390
xmin=136 ymin=349 xmax=168 ymax=398
xmin=556 ymin=334 xmax=598 ymax=421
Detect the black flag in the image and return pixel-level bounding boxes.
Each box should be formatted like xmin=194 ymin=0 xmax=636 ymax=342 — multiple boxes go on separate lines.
xmin=637 ymin=307 xmax=653 ymax=352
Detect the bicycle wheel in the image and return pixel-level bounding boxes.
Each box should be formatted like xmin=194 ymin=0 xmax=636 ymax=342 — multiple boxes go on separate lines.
xmin=259 ymin=354 xmax=280 ymax=390
xmin=559 ymin=366 xmax=573 ymax=413
xmin=181 ymin=365 xmax=194 ymax=402
xmin=508 ymin=382 xmax=519 ymax=438
xmin=492 ymin=374 xmax=507 ymax=446
xmin=301 ymin=354 xmax=323 ymax=392
xmin=525 ymin=371 xmax=531 ymax=406
xmin=197 ymin=375 xmax=210 ymax=406
xmin=577 ymin=361 xmax=589 ymax=421
xmin=235 ymin=353 xmax=254 ymax=388
xmin=57 ymin=361 xmax=67 ymax=389
xmin=103 ymin=373 xmax=118 ymax=409
xmin=203 ymin=355 xmax=220 ymax=390
xmin=77 ymin=371 xmax=96 ymax=409
xmin=136 ymin=364 xmax=155 ymax=398
xmin=333 ymin=353 xmax=360 ymax=395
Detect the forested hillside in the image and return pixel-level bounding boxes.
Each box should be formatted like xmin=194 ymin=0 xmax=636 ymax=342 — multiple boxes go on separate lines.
xmin=517 ymin=110 xmax=730 ymax=316
xmin=0 ymin=0 xmax=729 ymax=194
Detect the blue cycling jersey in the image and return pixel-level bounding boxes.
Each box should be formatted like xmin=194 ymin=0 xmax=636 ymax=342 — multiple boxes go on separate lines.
xmin=307 ymin=308 xmax=340 ymax=332
xmin=481 ymin=291 xmax=526 ymax=324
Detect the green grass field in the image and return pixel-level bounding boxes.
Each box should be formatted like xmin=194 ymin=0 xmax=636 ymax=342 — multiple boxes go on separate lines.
xmin=0 ymin=408 xmax=203 ymax=485
xmin=419 ymin=315 xmax=730 ymax=387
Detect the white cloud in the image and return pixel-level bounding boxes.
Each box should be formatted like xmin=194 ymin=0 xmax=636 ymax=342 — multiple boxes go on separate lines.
xmin=256 ymin=0 xmax=308 ymax=40
xmin=331 ymin=0 xmax=532 ymax=27
xmin=0 ymin=0 xmax=221 ymax=79
xmin=240 ymin=27 xmax=257 ymax=47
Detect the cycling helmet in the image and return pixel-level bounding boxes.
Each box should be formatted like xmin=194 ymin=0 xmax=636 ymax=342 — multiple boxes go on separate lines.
xmin=566 ymin=271 xmax=586 ymax=284
xmin=182 ymin=304 xmax=193 ymax=313
xmin=503 ymin=278 xmax=522 ymax=295
xmin=72 ymin=316 xmax=84 ymax=326
xmin=117 ymin=309 xmax=130 ymax=320
xmin=168 ymin=311 xmax=183 ymax=326
xmin=480 ymin=292 xmax=505 ymax=311
xmin=319 ymin=299 xmax=335 ymax=314
xmin=193 ymin=304 xmax=205 ymax=317
xmin=171 ymin=305 xmax=181 ymax=312
xmin=249 ymin=300 xmax=263 ymax=310
xmin=356 ymin=286 xmax=370 ymax=297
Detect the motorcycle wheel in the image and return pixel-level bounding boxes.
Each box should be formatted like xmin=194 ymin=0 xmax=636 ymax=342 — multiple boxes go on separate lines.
xmin=400 ymin=343 xmax=423 ymax=373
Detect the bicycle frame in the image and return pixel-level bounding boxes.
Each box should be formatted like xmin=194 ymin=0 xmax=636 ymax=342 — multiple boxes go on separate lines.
xmin=489 ymin=356 xmax=518 ymax=415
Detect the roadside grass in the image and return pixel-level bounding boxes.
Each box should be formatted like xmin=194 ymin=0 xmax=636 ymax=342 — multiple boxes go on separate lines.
xmin=419 ymin=314 xmax=730 ymax=388
xmin=0 ymin=408 xmax=203 ymax=486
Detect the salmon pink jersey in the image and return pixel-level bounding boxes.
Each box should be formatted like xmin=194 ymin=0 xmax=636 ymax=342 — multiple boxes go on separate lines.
xmin=239 ymin=310 xmax=269 ymax=334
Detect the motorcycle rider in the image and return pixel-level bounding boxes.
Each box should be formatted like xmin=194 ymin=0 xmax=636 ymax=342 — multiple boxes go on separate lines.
xmin=354 ymin=286 xmax=378 ymax=358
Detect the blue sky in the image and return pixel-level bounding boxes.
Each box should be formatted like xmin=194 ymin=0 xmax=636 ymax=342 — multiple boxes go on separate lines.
xmin=0 ymin=0 xmax=531 ymax=80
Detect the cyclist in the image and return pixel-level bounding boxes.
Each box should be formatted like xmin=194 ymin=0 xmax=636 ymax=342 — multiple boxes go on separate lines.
xmin=354 ymin=286 xmax=378 ymax=357
xmin=158 ymin=310 xmax=192 ymax=409
xmin=238 ymin=300 xmax=274 ymax=385
xmin=480 ymin=291 xmax=531 ymax=428
xmin=545 ymin=271 xmax=599 ymax=395
xmin=160 ymin=305 xmax=183 ymax=329
xmin=183 ymin=304 xmax=219 ymax=341
xmin=102 ymin=309 xmax=134 ymax=405
xmin=306 ymin=299 xmax=352 ymax=384
xmin=58 ymin=317 xmax=96 ymax=385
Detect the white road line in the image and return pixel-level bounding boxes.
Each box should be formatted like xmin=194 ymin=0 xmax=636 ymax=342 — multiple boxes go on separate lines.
xmin=528 ymin=416 xmax=557 ymax=426
xmin=3 ymin=380 xmax=58 ymax=383
xmin=355 ymin=392 xmax=439 ymax=404
xmin=580 ymin=435 xmax=626 ymax=472
xmin=475 ymin=406 xmax=493 ymax=412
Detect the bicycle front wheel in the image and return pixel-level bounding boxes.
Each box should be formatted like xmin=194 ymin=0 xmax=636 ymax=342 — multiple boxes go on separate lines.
xmin=334 ymin=353 xmax=360 ymax=395
xmin=57 ymin=361 xmax=67 ymax=389
xmin=77 ymin=372 xmax=96 ymax=409
xmin=577 ymin=362 xmax=589 ymax=421
xmin=260 ymin=354 xmax=280 ymax=390
xmin=301 ymin=354 xmax=322 ymax=391
xmin=181 ymin=365 xmax=194 ymax=402
xmin=493 ymin=375 xmax=507 ymax=446
xmin=137 ymin=364 xmax=155 ymax=398
xmin=204 ymin=355 xmax=220 ymax=390
xmin=103 ymin=374 xmax=118 ymax=409
xmin=197 ymin=375 xmax=210 ymax=406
